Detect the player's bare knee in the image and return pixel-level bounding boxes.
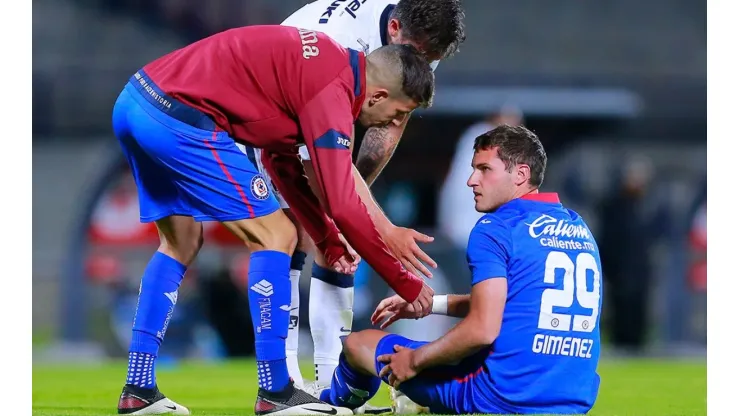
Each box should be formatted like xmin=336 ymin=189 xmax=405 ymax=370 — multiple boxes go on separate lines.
xmin=158 ymin=233 xmax=203 ymax=265
xmin=155 ymin=217 xmax=203 ymax=265
xmin=224 ymin=210 xmax=298 ymax=254
xmin=343 ymin=330 xmax=386 ymax=374
xmin=342 ymin=332 xmax=364 ymax=365
xmin=285 ymin=209 xmax=314 ymax=255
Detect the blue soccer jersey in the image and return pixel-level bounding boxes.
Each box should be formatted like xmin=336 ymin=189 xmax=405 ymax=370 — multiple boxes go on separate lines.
xmin=467 ymin=192 xmax=602 ymax=414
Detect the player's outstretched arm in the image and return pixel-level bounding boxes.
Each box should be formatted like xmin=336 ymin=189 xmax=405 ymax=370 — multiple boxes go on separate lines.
xmin=298 ymin=78 xmax=427 ymax=305
xmin=261 ymin=150 xmax=357 ymax=273
xmin=370 ymin=293 xmax=470 ymax=328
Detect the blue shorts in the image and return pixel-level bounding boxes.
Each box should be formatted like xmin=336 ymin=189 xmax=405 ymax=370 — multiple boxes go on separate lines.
xmin=111 ymin=71 xmax=280 ymax=222
xmin=375 ymin=334 xmax=499 ymax=414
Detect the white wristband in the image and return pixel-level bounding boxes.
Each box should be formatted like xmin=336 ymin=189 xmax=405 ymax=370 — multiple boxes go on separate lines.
xmin=431 ymin=295 xmax=448 ymax=315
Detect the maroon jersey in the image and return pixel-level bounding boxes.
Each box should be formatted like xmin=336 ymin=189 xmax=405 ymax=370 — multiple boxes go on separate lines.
xmin=142 ymin=25 xmax=422 ymax=302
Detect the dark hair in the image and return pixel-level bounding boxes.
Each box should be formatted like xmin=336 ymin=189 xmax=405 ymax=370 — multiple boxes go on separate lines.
xmin=393 ymin=0 xmax=466 ymax=59
xmin=395 ymin=44 xmax=435 ymax=108
xmin=474 ymin=125 xmax=548 ymax=187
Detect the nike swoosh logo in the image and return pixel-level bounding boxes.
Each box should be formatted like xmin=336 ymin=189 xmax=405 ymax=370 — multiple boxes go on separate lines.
xmin=304 ymin=406 xmax=337 ymax=415
xmin=340 ymin=327 xmax=351 ymax=333
xmin=164 ymin=405 xmax=177 ymax=410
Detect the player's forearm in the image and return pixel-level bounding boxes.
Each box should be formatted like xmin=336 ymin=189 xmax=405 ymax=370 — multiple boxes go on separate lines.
xmin=355 ymin=120 xmax=405 ymax=186
xmin=434 ymin=294 xmax=471 ymax=318
xmin=411 ymin=317 xmax=494 ymax=371
xmin=352 ymin=165 xmax=393 ymax=235
xmin=263 ymin=151 xmax=339 ymax=246
xmin=331 ymin=210 xmax=422 ymax=302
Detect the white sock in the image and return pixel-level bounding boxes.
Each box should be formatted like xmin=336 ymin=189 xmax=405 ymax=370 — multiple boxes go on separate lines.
xmin=309 ymin=273 xmax=354 ymax=386
xmin=285 ymin=268 xmax=303 ymax=387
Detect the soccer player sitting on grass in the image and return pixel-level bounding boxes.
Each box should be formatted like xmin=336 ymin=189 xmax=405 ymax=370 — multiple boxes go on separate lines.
xmin=310 ymin=125 xmax=603 ymax=414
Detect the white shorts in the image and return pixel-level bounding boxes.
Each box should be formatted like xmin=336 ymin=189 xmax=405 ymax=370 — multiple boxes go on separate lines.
xmin=236 ymin=143 xmax=311 ymax=210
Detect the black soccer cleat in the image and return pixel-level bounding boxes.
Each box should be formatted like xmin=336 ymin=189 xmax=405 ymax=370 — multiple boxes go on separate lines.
xmin=117 ymin=384 xmax=190 ymax=415
xmin=255 ymin=380 xmax=353 ymax=415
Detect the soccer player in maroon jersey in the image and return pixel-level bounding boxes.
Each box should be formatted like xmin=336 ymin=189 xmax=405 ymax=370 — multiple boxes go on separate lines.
xmin=111 ymin=25 xmax=435 ymax=415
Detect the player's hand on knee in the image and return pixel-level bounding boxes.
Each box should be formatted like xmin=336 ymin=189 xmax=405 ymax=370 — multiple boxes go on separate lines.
xmin=383 ymin=226 xmax=438 ymax=279
xmin=377 ymin=345 xmax=419 ymax=388
xmin=371 ymin=295 xmax=419 ymax=329
xmin=409 ymin=283 xmax=434 ymax=319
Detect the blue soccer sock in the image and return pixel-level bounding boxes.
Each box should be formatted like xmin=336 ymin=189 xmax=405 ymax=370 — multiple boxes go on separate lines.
xmin=248 ymin=250 xmax=291 ymax=392
xmin=321 ymin=353 xmax=381 ymax=409
xmin=126 ymin=252 xmax=186 ymax=389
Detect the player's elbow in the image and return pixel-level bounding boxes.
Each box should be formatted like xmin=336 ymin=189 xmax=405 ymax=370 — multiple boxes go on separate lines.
xmin=476 ymin=330 xmax=499 ymax=347
xmin=468 ymin=317 xmax=500 ymax=347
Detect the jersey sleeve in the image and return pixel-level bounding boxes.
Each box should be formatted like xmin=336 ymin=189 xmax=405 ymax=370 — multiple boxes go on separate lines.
xmin=466 ymin=217 xmax=512 ymax=286
xmin=298 ymin=76 xmax=423 ymax=302
xmin=260 ymin=149 xmax=352 ymax=265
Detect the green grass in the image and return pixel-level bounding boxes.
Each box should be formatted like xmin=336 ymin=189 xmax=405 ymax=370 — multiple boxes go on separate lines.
xmin=32 ymin=359 xmax=706 ymax=415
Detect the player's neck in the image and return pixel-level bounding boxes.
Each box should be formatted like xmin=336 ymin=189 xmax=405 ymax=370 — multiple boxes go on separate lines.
xmin=514 ymin=187 xmax=539 ymax=200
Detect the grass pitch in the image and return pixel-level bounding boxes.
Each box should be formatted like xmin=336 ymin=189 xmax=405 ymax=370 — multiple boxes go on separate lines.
xmin=32 ymin=359 xmax=706 ymax=415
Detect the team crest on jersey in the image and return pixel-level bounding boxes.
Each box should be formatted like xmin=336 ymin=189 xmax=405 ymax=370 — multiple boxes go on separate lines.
xmin=251 ymin=175 xmax=270 ymax=200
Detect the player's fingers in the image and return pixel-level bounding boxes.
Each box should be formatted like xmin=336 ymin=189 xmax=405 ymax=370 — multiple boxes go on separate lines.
xmin=411 ymin=300 xmax=423 ymax=319
xmin=412 ymin=230 xmax=435 ymax=243
xmin=392 ymin=377 xmax=402 ymax=389
xmin=379 ymin=314 xmax=401 ymax=330
xmin=377 ymin=354 xmax=392 ymax=364
xmin=388 ymin=373 xmax=398 ymax=388
xmin=378 ymin=364 xmax=392 ymax=379
xmin=401 ymin=259 xmax=423 ymax=278
xmin=380 ymin=313 xmax=401 ymax=329
xmin=372 ymin=298 xmax=395 ymax=319
xmin=407 ymin=254 xmax=433 ymax=279
xmin=412 ymin=245 xmax=438 ymax=269
xmin=372 ymin=310 xmax=392 ymax=326
xmin=339 ymin=258 xmax=354 ymax=274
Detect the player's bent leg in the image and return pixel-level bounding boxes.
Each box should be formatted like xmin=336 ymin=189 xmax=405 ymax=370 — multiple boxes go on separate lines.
xmin=222 ymin=213 xmax=351 ymax=416
xmin=241 ymin=144 xmax=314 ymax=387
xmin=222 ymin=209 xmax=297 ymax=391
xmin=118 ymin=215 xmax=201 ymax=415
xmin=313 ymin=331 xmax=385 ymax=411
xmin=310 ymin=247 xmax=355 ymax=386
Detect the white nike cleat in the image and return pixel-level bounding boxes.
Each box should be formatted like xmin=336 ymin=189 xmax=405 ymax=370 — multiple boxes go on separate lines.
xmin=303 ymin=382 xmax=391 ymax=415
xmin=255 ymin=381 xmax=353 ymax=415
xmin=352 ymin=402 xmax=392 ymax=415
xmin=117 ymin=385 xmax=190 ymax=415
xmin=390 ymin=387 xmax=428 ymax=415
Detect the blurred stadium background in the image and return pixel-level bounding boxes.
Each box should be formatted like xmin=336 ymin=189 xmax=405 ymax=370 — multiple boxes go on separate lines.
xmin=32 ymin=0 xmax=706 ymax=413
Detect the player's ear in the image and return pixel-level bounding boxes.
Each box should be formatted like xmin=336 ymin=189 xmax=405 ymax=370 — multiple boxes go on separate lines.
xmin=370 ymin=89 xmax=390 ymax=105
xmin=388 ymin=18 xmax=401 ymax=41
xmin=515 ymin=164 xmax=530 ymax=186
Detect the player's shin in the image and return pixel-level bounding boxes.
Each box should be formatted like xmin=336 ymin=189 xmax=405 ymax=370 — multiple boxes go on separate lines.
xmin=322 ymin=353 xmax=380 ymax=410
xmin=309 ymin=263 xmax=354 ymax=386
xmin=286 ymin=251 xmax=307 ymax=388
xmin=248 ymin=250 xmax=292 ymax=392
xmin=126 ymin=252 xmax=186 ymax=390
